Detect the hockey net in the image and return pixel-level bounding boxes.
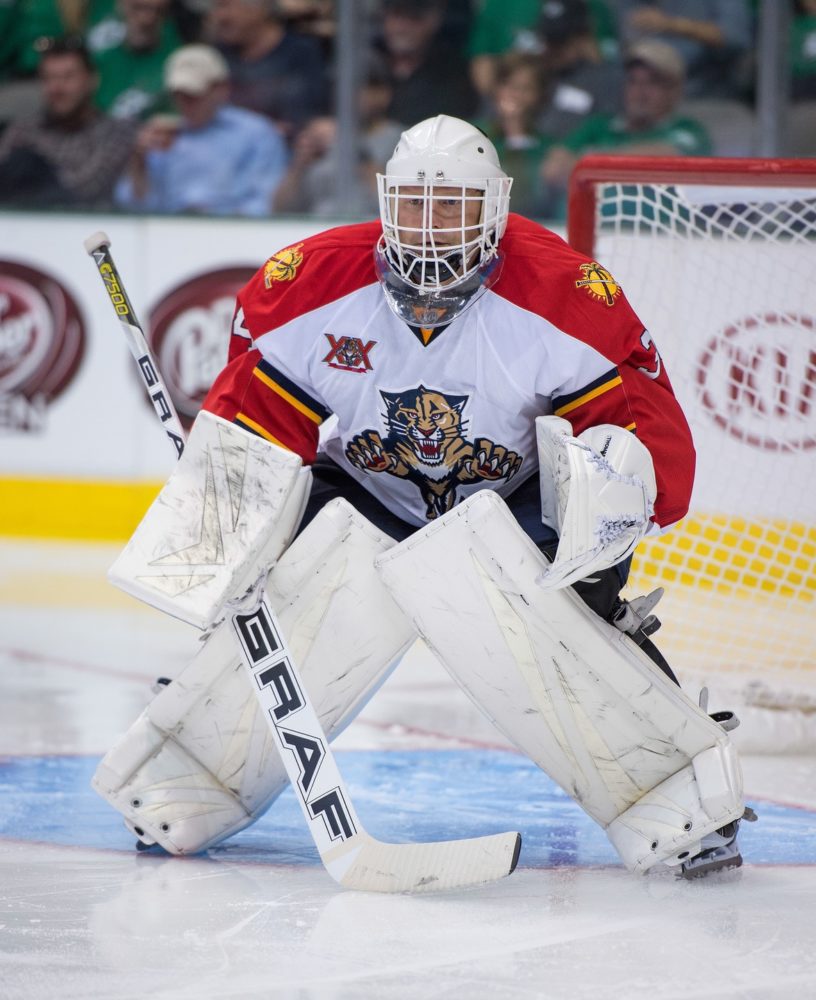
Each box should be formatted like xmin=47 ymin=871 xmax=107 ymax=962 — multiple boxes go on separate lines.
xmin=568 ymin=156 xmax=816 ymax=752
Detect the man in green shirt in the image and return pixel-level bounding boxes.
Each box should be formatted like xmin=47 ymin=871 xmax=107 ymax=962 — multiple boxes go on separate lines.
xmin=92 ymin=0 xmax=182 ymax=119
xmin=791 ymin=0 xmax=816 ymax=99
xmin=0 ymin=0 xmax=85 ymax=80
xmin=539 ymin=39 xmax=711 ymax=218
xmin=468 ymin=0 xmax=619 ymax=98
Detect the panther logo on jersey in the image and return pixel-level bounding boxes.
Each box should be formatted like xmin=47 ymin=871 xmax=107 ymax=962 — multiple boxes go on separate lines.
xmin=263 ymin=243 xmax=304 ymax=286
xmin=345 ymin=385 xmax=523 ymax=520
xmin=575 ymin=261 xmax=621 ymax=306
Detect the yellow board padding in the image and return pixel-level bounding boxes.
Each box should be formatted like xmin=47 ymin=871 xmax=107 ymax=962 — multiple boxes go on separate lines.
xmin=0 ymin=569 xmax=142 ymax=608
xmin=0 ymin=477 xmax=163 ymax=541
xmin=3 ymin=481 xmax=816 ymax=604
xmin=630 ymin=513 xmax=816 ymax=601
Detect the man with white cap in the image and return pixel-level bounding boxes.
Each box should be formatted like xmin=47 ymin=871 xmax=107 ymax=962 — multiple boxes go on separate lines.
xmin=618 ymin=0 xmax=753 ymax=100
xmin=115 ymin=43 xmax=288 ymax=215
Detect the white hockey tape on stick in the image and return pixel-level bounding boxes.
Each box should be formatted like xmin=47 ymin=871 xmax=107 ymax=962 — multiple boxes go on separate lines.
xmin=85 ymin=233 xmax=521 ymax=892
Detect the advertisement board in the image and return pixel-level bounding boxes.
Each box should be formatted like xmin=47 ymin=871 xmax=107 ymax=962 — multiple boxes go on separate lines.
xmin=0 ymin=211 xmax=325 ymax=537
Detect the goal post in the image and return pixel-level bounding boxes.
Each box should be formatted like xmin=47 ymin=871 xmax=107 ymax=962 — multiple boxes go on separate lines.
xmin=567 ymin=155 xmax=816 ymax=751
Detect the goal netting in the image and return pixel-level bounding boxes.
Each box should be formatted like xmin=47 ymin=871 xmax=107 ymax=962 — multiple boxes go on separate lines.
xmin=568 ymin=156 xmax=816 ymax=752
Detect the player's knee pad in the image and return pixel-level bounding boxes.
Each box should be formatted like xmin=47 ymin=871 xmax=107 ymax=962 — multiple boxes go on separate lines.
xmin=93 ymin=498 xmax=416 ymax=854
xmin=376 ymin=490 xmax=745 ymax=874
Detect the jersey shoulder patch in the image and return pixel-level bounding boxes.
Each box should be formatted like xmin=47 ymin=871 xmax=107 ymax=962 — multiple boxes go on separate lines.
xmin=574 ymin=260 xmax=622 ymax=307
xmin=240 ymin=220 xmax=382 ymax=334
xmin=262 ymin=242 xmax=305 ymax=286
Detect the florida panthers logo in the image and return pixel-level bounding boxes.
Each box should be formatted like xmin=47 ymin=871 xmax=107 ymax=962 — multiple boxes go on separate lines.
xmin=345 ymin=385 xmax=523 ymax=520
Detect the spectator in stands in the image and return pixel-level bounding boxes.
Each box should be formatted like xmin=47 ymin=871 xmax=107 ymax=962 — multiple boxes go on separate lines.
xmin=273 ymin=55 xmax=402 ymax=217
xmin=478 ymin=52 xmax=554 ymax=217
xmin=791 ymin=0 xmax=816 ymax=100
xmin=87 ymin=0 xmax=202 ymax=50
xmin=207 ymin=0 xmax=327 ymax=137
xmin=92 ymin=0 xmax=183 ymax=119
xmin=786 ymin=0 xmax=816 ymax=156
xmin=275 ymin=0 xmax=335 ymax=53
xmin=115 ymin=44 xmax=288 ymax=216
xmin=376 ymin=0 xmax=479 ymax=126
xmin=0 ymin=0 xmax=22 ymax=83
xmin=0 ymin=36 xmax=135 ymax=207
xmin=539 ymin=39 xmax=711 ymax=218
xmin=468 ymin=0 xmax=618 ymax=100
xmin=0 ymin=0 xmax=91 ymax=125
xmin=535 ymin=0 xmax=625 ymax=141
xmin=615 ymin=0 xmax=753 ymax=100
xmin=0 ymin=0 xmax=87 ymax=81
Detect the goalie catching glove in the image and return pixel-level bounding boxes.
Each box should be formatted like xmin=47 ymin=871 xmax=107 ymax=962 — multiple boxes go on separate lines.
xmin=536 ymin=415 xmax=657 ymax=591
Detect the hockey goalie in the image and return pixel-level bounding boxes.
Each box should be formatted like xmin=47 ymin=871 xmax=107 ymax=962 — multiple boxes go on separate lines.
xmin=94 ymin=114 xmax=752 ymax=881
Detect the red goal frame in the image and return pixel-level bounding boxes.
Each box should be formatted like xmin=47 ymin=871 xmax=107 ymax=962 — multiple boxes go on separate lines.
xmin=567 ymin=155 xmax=816 ymax=257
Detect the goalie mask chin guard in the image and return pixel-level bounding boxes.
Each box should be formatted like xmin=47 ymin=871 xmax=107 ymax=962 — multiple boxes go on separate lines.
xmin=376 ymin=115 xmax=512 ymax=327
xmin=374 ymin=242 xmax=504 ymax=328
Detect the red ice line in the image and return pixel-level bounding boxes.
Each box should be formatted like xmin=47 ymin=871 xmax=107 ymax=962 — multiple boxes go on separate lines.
xmin=0 ymin=645 xmax=154 ymax=685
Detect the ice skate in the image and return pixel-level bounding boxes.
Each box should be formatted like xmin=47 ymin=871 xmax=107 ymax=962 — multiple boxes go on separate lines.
xmin=680 ymin=819 xmax=742 ymax=878
xmin=679 ymin=805 xmax=758 ymax=879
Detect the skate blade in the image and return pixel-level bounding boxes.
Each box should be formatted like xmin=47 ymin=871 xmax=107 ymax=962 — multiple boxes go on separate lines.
xmin=679 ymin=851 xmax=743 ymax=880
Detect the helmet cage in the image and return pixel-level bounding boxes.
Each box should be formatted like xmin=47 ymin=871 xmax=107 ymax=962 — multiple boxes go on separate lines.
xmin=377 ymin=175 xmax=512 ymax=295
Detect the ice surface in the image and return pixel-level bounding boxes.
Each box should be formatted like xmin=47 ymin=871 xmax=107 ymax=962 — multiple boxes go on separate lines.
xmin=1 ymin=539 xmax=815 ymax=1000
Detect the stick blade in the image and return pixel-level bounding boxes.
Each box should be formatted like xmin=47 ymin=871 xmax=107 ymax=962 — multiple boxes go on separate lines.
xmin=330 ymin=831 xmax=521 ymax=894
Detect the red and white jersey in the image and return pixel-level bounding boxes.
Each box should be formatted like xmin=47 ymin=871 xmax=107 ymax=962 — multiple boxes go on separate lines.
xmin=204 ymin=215 xmax=695 ymax=529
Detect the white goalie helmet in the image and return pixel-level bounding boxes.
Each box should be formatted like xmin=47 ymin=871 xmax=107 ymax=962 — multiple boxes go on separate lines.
xmin=375 ymin=115 xmax=513 ymax=328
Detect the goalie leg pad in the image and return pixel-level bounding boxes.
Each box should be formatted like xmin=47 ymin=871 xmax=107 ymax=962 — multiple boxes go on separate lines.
xmin=605 ymin=741 xmax=744 ymax=872
xmin=108 ymin=410 xmax=312 ymax=629
xmin=93 ymin=498 xmax=417 ymax=854
xmin=375 ymin=490 xmax=745 ymax=872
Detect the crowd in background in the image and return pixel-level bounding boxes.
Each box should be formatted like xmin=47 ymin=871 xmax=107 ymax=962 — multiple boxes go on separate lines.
xmin=0 ymin=0 xmax=814 ymax=221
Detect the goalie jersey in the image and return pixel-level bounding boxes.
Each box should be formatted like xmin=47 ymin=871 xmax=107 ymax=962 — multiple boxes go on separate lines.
xmin=204 ymin=215 xmax=695 ymax=530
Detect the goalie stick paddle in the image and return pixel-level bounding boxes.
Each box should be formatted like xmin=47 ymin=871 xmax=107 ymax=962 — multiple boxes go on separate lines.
xmin=84 ymin=231 xmax=521 ymax=893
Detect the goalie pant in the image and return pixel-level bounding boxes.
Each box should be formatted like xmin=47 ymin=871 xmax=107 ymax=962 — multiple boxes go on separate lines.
xmin=297 ymin=416 xmax=677 ymax=683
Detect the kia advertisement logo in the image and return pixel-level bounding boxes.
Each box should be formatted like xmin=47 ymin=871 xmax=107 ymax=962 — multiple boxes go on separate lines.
xmin=0 ymin=261 xmax=86 ymax=432
xmin=697 ymin=313 xmax=816 ymax=451
xmin=148 ymin=267 xmax=255 ymax=428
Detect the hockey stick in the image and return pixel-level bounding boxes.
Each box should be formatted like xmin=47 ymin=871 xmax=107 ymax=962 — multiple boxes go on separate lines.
xmin=84 ymin=231 xmax=521 ymax=893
